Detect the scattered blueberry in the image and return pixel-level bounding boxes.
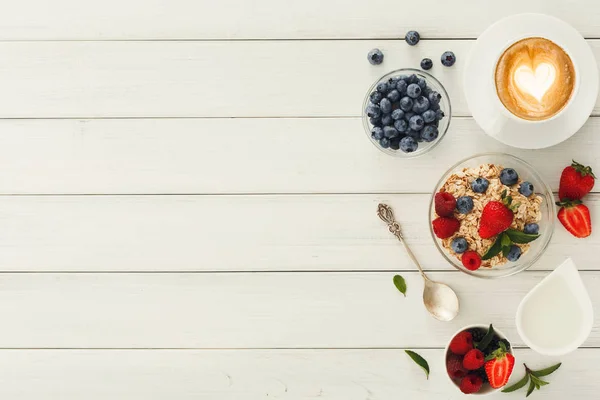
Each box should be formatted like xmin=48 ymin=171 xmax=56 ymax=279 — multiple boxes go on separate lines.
xmin=400 ymin=136 xmax=418 ymax=153
xmin=391 ymin=109 xmax=405 ymax=121
xmin=435 ymin=109 xmax=445 ymax=120
xmin=370 ymin=91 xmax=383 ymax=104
xmin=456 ymin=196 xmax=474 ymax=214
xmin=422 ymin=109 xmax=436 ymax=123
xmin=420 ymin=125 xmax=438 ymax=142
xmin=506 ymin=245 xmax=522 ymax=262
xmin=420 ymin=58 xmax=433 ymax=70
xmin=380 ymin=98 xmax=392 ymax=114
xmin=451 ymin=237 xmax=468 ymax=254
xmin=428 ymin=91 xmax=441 ymax=105
xmin=379 ymin=137 xmax=390 ymax=149
xmin=523 ymin=223 xmax=539 ymax=235
xmin=405 ymin=30 xmax=420 ymax=46
xmin=441 ymin=51 xmax=456 ymax=67
xmin=407 ymin=83 xmax=422 ymax=99
xmin=383 ymin=126 xmax=399 ymax=139
xmin=400 ymin=97 xmax=414 ymax=112
xmin=471 ymin=177 xmax=489 ymax=193
xmin=387 ymin=89 xmax=401 ymax=102
xmin=381 ymin=114 xmax=393 ymax=126
xmin=394 ymin=119 xmax=408 ymax=133
xmin=366 ymin=104 xmax=381 ymax=118
xmin=500 ymin=168 xmax=519 ymax=186
xmin=417 ymin=78 xmax=427 ymax=90
xmin=390 ymin=137 xmax=401 ymax=150
xmin=408 ymin=115 xmax=424 ymax=131
xmin=376 ymin=81 xmax=389 ymax=93
xmin=396 ymin=80 xmax=408 ymax=94
xmin=371 ymin=126 xmax=384 ymax=140
xmin=367 ymin=48 xmax=384 ymax=65
xmin=519 ymin=181 xmax=534 ymax=197
xmin=412 ymin=96 xmax=430 ymax=113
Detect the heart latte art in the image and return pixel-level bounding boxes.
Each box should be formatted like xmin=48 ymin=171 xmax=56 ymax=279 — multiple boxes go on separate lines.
xmin=495 ymin=37 xmax=576 ymax=121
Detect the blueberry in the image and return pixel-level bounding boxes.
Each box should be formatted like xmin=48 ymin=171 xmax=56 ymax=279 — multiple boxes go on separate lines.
xmin=417 ymin=78 xmax=427 ymax=90
xmin=381 ymin=114 xmax=393 ymax=126
xmin=383 ymin=126 xmax=399 ymax=139
xmin=523 ymin=223 xmax=539 ymax=235
xmin=407 ymin=83 xmax=422 ymax=98
xmin=500 ymin=168 xmax=519 ymax=186
xmin=369 ymin=91 xmax=383 ymax=104
xmin=379 ymin=137 xmax=390 ymax=149
xmin=388 ymin=77 xmax=399 ymax=86
xmin=390 ymin=137 xmax=401 ymax=150
xmin=366 ymin=104 xmax=381 ymax=118
xmin=394 ymin=119 xmax=408 ymax=133
xmin=471 ymin=177 xmax=489 ymax=193
xmin=428 ymin=91 xmax=441 ymax=105
xmin=400 ymin=136 xmax=418 ymax=153
xmin=404 ymin=112 xmax=415 ymax=121
xmin=519 ymin=181 xmax=534 ymax=197
xmin=387 ymin=89 xmax=401 ymax=102
xmin=396 ymin=80 xmax=408 ymax=95
xmin=408 ymin=115 xmax=424 ymax=131
xmin=400 ymin=97 xmax=413 ymax=112
xmin=367 ymin=48 xmax=384 ymax=65
xmin=420 ymin=125 xmax=438 ymax=142
xmin=380 ymin=98 xmax=392 ymax=114
xmin=451 ymin=237 xmax=468 ymax=254
xmin=391 ymin=109 xmax=405 ymax=120
xmin=369 ymin=117 xmax=382 ymax=127
xmin=420 ymin=58 xmax=433 ymax=70
xmin=408 ymin=74 xmax=419 ymax=84
xmin=435 ymin=109 xmax=445 ymax=121
xmin=422 ymin=109 xmax=436 ymax=123
xmin=506 ymin=245 xmax=522 ymax=262
xmin=376 ymin=81 xmax=389 ymax=94
xmin=371 ymin=126 xmax=384 ymax=140
xmin=456 ymin=196 xmax=474 ymax=214
xmin=406 ymin=129 xmax=421 ymax=141
xmin=429 ymin=101 xmax=440 ymax=111
xmin=405 ymin=30 xmax=420 ymax=46
xmin=412 ymin=96 xmax=430 ymax=113
xmin=441 ymin=51 xmax=456 ymax=67
xmin=427 ymin=119 xmax=439 ymax=128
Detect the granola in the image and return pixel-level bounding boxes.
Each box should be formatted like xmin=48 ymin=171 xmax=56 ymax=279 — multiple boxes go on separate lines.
xmin=437 ymin=163 xmax=543 ymax=268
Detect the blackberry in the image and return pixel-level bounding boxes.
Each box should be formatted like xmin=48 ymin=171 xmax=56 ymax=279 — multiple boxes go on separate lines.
xmin=469 ymin=328 xmax=486 ymax=343
xmin=472 ymin=368 xmax=488 ymax=383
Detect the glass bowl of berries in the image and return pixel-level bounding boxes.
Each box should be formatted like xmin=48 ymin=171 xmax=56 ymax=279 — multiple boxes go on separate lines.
xmin=363 ymin=68 xmax=451 ymax=157
xmin=429 ymin=153 xmax=555 ymax=278
xmin=445 ymin=324 xmax=514 ymax=395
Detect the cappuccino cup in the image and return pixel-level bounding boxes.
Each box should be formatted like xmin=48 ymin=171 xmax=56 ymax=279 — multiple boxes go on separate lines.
xmin=493 ymin=36 xmax=578 ymax=123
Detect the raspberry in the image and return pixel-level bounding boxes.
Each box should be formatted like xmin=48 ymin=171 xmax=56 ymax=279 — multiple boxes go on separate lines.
xmin=434 ymin=192 xmax=456 ymax=217
xmin=462 ymin=349 xmax=485 ymax=370
xmin=460 ymin=374 xmax=483 ymax=394
xmin=446 ymin=353 xmax=467 ymax=379
xmin=432 ymin=216 xmax=460 ymax=239
xmin=462 ymin=251 xmax=482 ymax=271
xmin=449 ymin=331 xmax=473 ymax=355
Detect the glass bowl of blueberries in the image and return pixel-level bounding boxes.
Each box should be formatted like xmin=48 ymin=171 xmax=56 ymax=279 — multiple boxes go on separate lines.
xmin=363 ymin=68 xmax=451 ymax=157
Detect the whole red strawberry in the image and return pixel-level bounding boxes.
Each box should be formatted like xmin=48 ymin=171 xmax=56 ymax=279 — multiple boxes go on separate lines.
xmin=432 ymin=216 xmax=460 ymax=239
xmin=557 ymin=200 xmax=592 ymax=238
xmin=449 ymin=331 xmax=473 ymax=355
xmin=435 ymin=192 xmax=456 ymax=217
xmin=446 ymin=353 xmax=468 ymax=379
xmin=478 ymin=199 xmax=514 ymax=239
xmin=462 ymin=349 xmax=485 ymax=370
xmin=485 ymin=342 xmax=515 ymax=389
xmin=460 ymin=374 xmax=483 ymax=394
xmin=559 ymin=160 xmax=595 ymax=201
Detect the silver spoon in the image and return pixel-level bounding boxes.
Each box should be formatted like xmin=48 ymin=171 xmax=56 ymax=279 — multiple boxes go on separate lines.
xmin=377 ymin=203 xmax=459 ymax=322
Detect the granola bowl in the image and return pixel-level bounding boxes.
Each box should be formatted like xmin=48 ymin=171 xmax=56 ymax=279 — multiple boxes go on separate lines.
xmin=429 ymin=153 xmax=555 ymax=278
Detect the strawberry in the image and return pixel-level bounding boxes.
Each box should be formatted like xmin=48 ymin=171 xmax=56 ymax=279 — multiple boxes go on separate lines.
xmin=449 ymin=331 xmax=473 ymax=355
xmin=435 ymin=192 xmax=456 ymax=217
xmin=462 ymin=349 xmax=485 ymax=370
xmin=460 ymin=374 xmax=483 ymax=394
xmin=556 ymin=200 xmax=592 ymax=238
xmin=484 ymin=343 xmax=515 ymax=389
xmin=432 ymin=216 xmax=460 ymax=239
xmin=446 ymin=353 xmax=468 ymax=379
xmin=478 ymin=195 xmax=514 ymax=239
xmin=559 ymin=160 xmax=595 ymax=201
xmin=461 ymin=251 xmax=482 ymax=271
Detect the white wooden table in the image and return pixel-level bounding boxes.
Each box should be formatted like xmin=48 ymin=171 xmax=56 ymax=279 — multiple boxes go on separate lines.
xmin=0 ymin=1 xmax=598 ymax=398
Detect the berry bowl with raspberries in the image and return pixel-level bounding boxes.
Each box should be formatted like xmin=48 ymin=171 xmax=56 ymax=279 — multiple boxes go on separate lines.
xmin=445 ymin=324 xmax=515 ymax=395
xmin=429 ymin=153 xmax=555 ymax=278
xmin=363 ymin=68 xmax=451 ymax=157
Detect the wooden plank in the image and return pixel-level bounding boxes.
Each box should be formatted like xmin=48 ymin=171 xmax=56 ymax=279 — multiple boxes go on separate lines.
xmin=0 ymin=271 xmax=597 ymax=348
xmin=0 ymin=40 xmax=599 ymax=118
xmin=0 ymin=348 xmax=594 ymax=399
xmin=1 ymin=1 xmax=599 ymax=40
xmin=0 ymin=117 xmax=598 ymax=195
xmin=0 ymin=194 xmax=596 ymax=272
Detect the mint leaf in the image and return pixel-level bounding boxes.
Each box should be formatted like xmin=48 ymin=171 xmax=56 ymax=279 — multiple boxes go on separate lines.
xmin=482 ymin=235 xmax=503 ymax=260
xmin=502 ymin=373 xmax=530 ymax=393
xmin=477 ymin=324 xmax=495 ymax=351
xmin=505 ymin=229 xmax=540 ymax=244
xmin=526 ymin=379 xmax=536 ymax=397
xmin=393 ymin=275 xmax=407 ymax=297
xmin=531 ymin=362 xmax=561 ymax=377
xmin=405 ymin=350 xmax=430 ymax=379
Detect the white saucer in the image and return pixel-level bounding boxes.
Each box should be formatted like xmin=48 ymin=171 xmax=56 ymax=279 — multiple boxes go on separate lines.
xmin=463 ymin=14 xmax=599 ymax=149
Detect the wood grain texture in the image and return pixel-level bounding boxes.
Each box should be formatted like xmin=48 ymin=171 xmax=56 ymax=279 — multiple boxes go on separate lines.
xmin=0 ymin=117 xmax=598 ymax=195
xmin=1 ymin=1 xmax=600 ymax=40
xmin=0 ymin=40 xmax=599 ymax=118
xmin=0 ymin=349 xmax=594 ymax=399
xmin=0 ymin=194 xmax=597 ymax=272
xmin=0 ymin=272 xmax=597 ymax=348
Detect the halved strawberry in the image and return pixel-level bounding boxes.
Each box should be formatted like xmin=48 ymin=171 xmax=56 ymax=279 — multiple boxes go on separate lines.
xmin=484 ymin=343 xmax=515 ymax=389
xmin=557 ymin=200 xmax=592 ymax=238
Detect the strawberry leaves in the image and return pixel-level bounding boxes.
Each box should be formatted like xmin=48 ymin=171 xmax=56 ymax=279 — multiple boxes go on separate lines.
xmin=482 ymin=229 xmax=540 ymax=261
xmin=501 ymin=363 xmax=561 ymax=397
